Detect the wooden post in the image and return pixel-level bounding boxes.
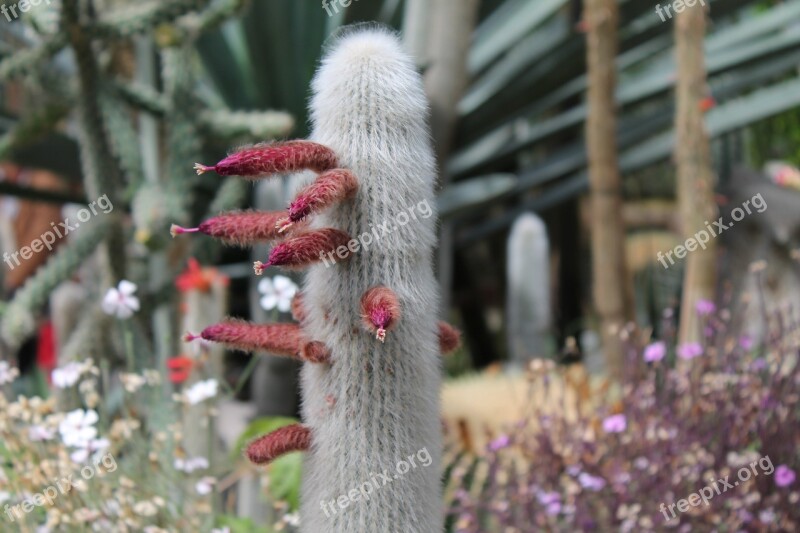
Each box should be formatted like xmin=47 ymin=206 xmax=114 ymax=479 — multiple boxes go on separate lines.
xmin=584 ymin=0 xmax=632 ymax=378
xmin=674 ymin=1 xmax=718 ymax=343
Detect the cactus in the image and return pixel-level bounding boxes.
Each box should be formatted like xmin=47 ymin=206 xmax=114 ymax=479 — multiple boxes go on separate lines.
xmin=178 ymin=28 xmax=461 ymax=532
xmin=1 ymin=219 xmax=112 ymax=348
xmin=0 ymin=0 xmax=292 ymax=364
xmin=506 ymin=212 xmax=552 ymax=365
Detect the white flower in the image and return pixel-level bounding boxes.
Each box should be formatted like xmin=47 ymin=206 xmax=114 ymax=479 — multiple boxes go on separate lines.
xmin=258 ymin=275 xmax=298 ymax=313
xmin=195 ymin=476 xmax=216 ymax=495
xmin=120 ymin=373 xmax=147 ymax=393
xmin=52 ymin=362 xmax=83 ymax=389
xmin=184 ymin=379 xmax=218 ymax=405
xmin=282 ymin=512 xmax=300 ymax=526
xmin=174 ymin=456 xmax=209 ymax=473
xmin=28 ymin=425 xmax=55 ymax=442
xmin=59 ymin=409 xmax=99 ymax=448
xmin=0 ymin=361 xmax=19 ymax=385
xmin=101 ymin=280 xmax=140 ymax=319
xmin=0 ymin=491 xmax=10 ymax=504
xmin=211 ymin=527 xmax=230 ymax=533
xmin=134 ymin=501 xmax=158 ymax=517
xmin=70 ymin=438 xmax=110 ymax=463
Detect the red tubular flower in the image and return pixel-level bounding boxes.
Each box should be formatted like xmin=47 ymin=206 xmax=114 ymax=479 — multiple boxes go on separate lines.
xmin=197 ymin=320 xmax=330 ymax=363
xmin=171 ymin=211 xmax=304 ymax=247
xmin=438 ymin=322 xmax=461 ymax=354
xmin=194 ymin=141 xmax=338 ymax=177
xmin=246 ymin=423 xmax=311 ymax=465
xmin=277 ymin=169 xmax=358 ymax=232
xmin=360 ymin=287 xmax=401 ymax=342
xmin=254 ymin=228 xmax=352 ymax=273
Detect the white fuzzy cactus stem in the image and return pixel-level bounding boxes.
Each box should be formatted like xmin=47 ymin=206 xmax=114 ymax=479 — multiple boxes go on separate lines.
xmin=507 ymin=212 xmax=551 ymax=364
xmin=299 ymin=28 xmax=442 ymax=532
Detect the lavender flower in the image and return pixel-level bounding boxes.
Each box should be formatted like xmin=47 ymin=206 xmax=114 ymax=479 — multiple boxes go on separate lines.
xmin=695 ymin=299 xmax=716 ymax=316
xmin=739 ymin=335 xmax=754 ymax=350
xmin=775 ymin=465 xmax=796 ymax=487
xmin=602 ymin=414 xmax=627 ymax=433
xmin=643 ymin=341 xmax=666 ymax=362
xmin=578 ymin=472 xmax=607 ymax=491
xmin=489 ymin=434 xmax=511 ymax=452
xmin=677 ymin=342 xmax=703 ymax=359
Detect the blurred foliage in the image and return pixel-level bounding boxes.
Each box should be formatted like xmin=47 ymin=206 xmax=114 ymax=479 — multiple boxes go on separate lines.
xmin=748 ymin=107 xmax=800 ymax=167
xmin=444 ymin=305 xmax=800 ymax=531
xmin=0 ymin=0 xmax=293 ymax=364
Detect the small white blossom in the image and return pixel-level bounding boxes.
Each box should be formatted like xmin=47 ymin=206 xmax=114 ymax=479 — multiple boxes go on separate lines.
xmin=258 ymin=275 xmax=298 ymax=312
xmin=282 ymin=512 xmax=300 ymax=526
xmin=195 ymin=476 xmax=216 ymax=495
xmin=120 ymin=373 xmax=147 ymax=393
xmin=59 ymin=409 xmax=99 ymax=448
xmin=174 ymin=456 xmax=209 ymax=473
xmin=52 ymin=362 xmax=83 ymax=389
xmin=211 ymin=527 xmax=230 ymax=533
xmin=133 ymin=501 xmax=158 ymax=517
xmin=28 ymin=425 xmax=55 ymax=442
xmin=101 ymin=280 xmax=140 ymax=319
xmin=184 ymin=379 xmax=218 ymax=405
xmin=0 ymin=361 xmax=19 ymax=385
xmin=143 ymin=369 xmax=161 ymax=385
xmin=70 ymin=438 xmax=110 ymax=463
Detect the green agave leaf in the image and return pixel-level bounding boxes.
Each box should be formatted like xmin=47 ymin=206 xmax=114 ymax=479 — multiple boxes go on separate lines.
xmin=269 ymin=450 xmax=304 ymax=511
xmin=217 ymin=515 xmax=275 ymax=533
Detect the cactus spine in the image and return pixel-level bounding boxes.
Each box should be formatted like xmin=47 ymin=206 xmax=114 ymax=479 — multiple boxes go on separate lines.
xmin=180 ymin=28 xmax=448 ymax=533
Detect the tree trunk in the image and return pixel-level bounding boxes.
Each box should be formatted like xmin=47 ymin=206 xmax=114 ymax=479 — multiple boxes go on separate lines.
xmin=674 ymin=2 xmax=718 ymax=343
xmin=584 ymin=0 xmax=631 ymax=378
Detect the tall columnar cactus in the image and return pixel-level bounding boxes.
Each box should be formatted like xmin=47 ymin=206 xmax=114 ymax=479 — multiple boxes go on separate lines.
xmin=506 ymin=212 xmax=552 ymax=365
xmin=175 ymin=28 xmax=460 ymax=532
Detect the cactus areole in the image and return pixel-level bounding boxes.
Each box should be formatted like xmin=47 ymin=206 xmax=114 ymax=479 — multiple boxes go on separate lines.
xmin=177 ymin=28 xmax=459 ymax=532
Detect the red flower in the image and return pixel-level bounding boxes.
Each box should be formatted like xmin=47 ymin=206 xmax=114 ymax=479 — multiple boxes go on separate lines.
xmin=175 ymin=258 xmax=228 ymax=293
xmin=167 ymin=355 xmax=194 ymax=384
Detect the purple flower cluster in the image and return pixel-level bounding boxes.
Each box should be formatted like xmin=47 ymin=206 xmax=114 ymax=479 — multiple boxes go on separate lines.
xmin=445 ymin=305 xmax=800 ymax=532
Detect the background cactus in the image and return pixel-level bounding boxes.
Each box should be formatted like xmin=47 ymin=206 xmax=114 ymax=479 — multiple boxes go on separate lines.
xmin=181 ymin=27 xmax=456 ymax=533
xmin=0 ymin=0 xmax=291 ymax=366
xmin=506 ymin=212 xmax=552 ymax=365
